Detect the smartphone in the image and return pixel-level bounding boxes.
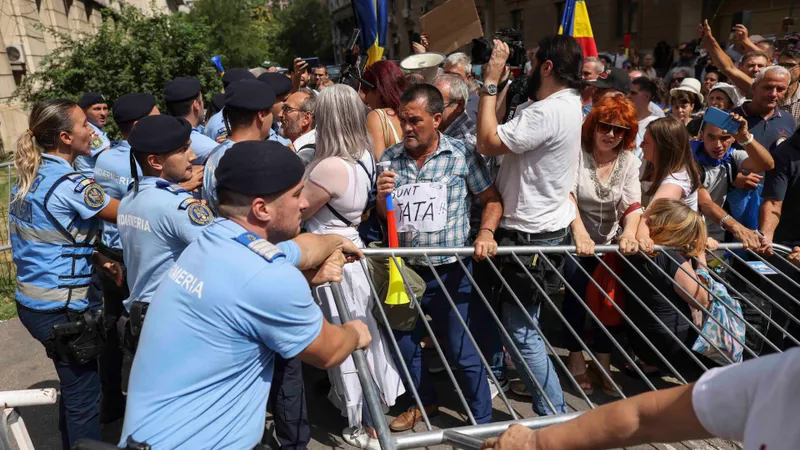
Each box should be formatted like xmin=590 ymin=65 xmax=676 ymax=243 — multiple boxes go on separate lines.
xmin=300 ymin=57 xmax=319 ymax=68
xmin=731 ymin=10 xmax=752 ymax=30
xmin=703 ymin=106 xmax=740 ymax=134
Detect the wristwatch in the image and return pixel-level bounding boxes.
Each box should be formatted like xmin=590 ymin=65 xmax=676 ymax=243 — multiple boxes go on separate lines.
xmin=481 ymin=84 xmax=498 ymax=96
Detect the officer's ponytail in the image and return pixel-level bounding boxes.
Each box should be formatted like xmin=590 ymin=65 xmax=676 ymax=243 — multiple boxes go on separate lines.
xmin=14 ymin=99 xmax=79 ymax=203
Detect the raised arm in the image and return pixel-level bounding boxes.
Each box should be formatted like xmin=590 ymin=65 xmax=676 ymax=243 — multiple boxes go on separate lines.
xmin=698 ymin=20 xmax=753 ymax=94
xmin=731 ymin=113 xmax=775 ymax=172
xmin=477 ymin=41 xmax=514 ymax=156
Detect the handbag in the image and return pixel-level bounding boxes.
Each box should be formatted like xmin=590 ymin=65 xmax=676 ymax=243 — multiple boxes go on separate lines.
xmin=366 ymin=242 xmax=426 ymax=332
xmin=691 ymin=269 xmax=746 ymax=365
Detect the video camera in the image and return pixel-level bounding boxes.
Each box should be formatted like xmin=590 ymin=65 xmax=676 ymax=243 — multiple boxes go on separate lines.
xmin=471 ymin=28 xmax=527 ymax=68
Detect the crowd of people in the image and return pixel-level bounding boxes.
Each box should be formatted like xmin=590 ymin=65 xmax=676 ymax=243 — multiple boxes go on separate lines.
xmin=6 ymin=20 xmax=800 ymax=450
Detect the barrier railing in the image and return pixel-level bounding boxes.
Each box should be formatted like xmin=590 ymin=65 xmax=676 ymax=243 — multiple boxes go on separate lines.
xmin=329 ymin=243 xmax=800 ymax=450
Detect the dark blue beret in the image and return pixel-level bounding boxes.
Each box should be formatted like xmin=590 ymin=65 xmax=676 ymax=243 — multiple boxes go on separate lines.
xmin=211 ymin=93 xmax=225 ymax=111
xmin=163 ymin=76 xmax=202 ymax=103
xmin=224 ymin=80 xmax=276 ymax=111
xmin=216 ymin=140 xmax=304 ymax=196
xmin=112 ymin=93 xmax=157 ymax=124
xmin=78 ymin=92 xmax=106 ymax=109
xmin=129 ymin=115 xmax=192 ymax=154
xmin=222 ymin=68 xmax=256 ymax=87
xmin=257 ymin=72 xmax=293 ymax=97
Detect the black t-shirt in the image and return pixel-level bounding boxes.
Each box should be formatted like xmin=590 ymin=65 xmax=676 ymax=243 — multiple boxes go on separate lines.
xmin=762 ymin=132 xmax=800 ymax=246
xmin=624 ymin=250 xmax=692 ymax=333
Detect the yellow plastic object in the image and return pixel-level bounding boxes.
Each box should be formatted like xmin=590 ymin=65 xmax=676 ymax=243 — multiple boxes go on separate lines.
xmin=385 ymin=257 xmax=411 ymax=305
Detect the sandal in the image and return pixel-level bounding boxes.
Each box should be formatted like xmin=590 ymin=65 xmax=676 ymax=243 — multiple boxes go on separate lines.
xmin=623 ymin=357 xmax=663 ymax=379
xmin=570 ymin=370 xmax=594 ymax=395
xmin=587 ymin=362 xmax=622 ymax=398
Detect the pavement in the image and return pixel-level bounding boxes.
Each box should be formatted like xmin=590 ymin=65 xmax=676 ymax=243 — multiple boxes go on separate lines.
xmin=0 ymin=312 xmax=741 ymax=450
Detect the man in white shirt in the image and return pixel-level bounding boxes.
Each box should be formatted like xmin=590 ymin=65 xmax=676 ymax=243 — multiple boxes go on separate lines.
xmin=628 ymin=77 xmax=661 ymax=156
xmin=613 ymin=45 xmax=627 ymax=69
xmin=278 ymin=88 xmax=317 ymax=165
xmin=476 ymin=34 xmax=584 ymax=414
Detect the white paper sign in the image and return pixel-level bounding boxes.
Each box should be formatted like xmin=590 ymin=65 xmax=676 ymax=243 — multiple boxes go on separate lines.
xmin=393 ymin=182 xmax=448 ymax=233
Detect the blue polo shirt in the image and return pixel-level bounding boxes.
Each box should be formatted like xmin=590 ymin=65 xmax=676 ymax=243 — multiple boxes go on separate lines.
xmin=732 ymin=102 xmax=797 ymax=153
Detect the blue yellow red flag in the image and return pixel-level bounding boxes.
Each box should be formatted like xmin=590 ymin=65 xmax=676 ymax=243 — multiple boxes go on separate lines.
xmin=558 ymin=0 xmax=598 ymax=57
xmin=353 ymin=0 xmax=388 ymax=67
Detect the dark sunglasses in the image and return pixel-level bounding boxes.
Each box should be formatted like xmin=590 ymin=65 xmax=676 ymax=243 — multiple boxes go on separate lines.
xmin=596 ymin=121 xmax=630 ymax=136
xmin=672 ymin=77 xmax=686 ymax=84
xmin=779 ymin=62 xmax=800 ymax=70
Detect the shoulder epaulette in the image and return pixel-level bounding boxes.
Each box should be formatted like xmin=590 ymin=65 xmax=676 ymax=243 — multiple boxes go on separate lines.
xmin=233 ymin=232 xmax=284 ymax=263
xmin=155 ymin=180 xmax=188 ymax=194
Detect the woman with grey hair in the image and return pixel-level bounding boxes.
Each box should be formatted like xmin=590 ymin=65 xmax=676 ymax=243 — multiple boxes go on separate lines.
xmin=301 ymin=84 xmax=404 ymax=449
xmin=665 ymin=66 xmax=694 ymax=90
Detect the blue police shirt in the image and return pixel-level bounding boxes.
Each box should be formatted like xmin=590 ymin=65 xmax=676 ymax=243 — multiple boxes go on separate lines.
xmin=732 ymin=102 xmax=797 ymax=152
xmin=93 ymin=140 xmax=142 ymax=250
xmin=118 ymin=176 xmax=213 ymax=310
xmin=202 ymin=140 xmax=235 ymax=215
xmin=204 ymin=109 xmax=227 ymax=142
xmin=74 ymin=123 xmax=111 ymax=177
xmin=190 ymin=127 xmax=219 ymax=165
xmin=270 ymin=125 xmax=291 ymax=146
xmin=120 ymin=219 xmax=316 ymax=449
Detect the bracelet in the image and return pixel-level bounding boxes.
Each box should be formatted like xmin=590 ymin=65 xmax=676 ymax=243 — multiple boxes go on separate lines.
xmin=479 ymin=228 xmax=495 ymax=235
xmin=737 ymin=134 xmax=754 ymax=147
xmin=719 ymin=214 xmax=733 ymax=228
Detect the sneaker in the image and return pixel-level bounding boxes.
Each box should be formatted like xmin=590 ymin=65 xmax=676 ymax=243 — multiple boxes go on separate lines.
xmin=342 ymin=426 xmax=381 ymax=450
xmin=510 ymin=380 xmax=531 ymax=397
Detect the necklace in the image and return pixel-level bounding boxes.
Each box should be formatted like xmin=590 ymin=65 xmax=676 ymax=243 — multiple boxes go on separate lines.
xmin=589 ymin=151 xmax=625 ymax=199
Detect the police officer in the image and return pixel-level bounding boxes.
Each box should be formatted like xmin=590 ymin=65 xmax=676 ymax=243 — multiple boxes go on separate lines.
xmin=9 ymin=99 xmax=119 ymax=448
xmin=121 ymin=140 xmax=371 ymax=450
xmin=92 ymin=92 xmax=158 ymax=422
xmin=204 ymin=68 xmax=257 ymax=142
xmin=258 ymin=72 xmax=294 ymax=145
xmin=205 ymin=93 xmax=225 ymax=127
xmin=163 ymin=76 xmax=219 ymax=163
xmin=74 ymin=92 xmax=112 ymax=177
xmin=203 ymin=79 xmax=276 ymax=214
xmin=117 ymin=115 xmax=212 ymax=351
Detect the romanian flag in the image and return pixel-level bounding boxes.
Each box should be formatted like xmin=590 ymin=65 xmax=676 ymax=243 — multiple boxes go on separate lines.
xmin=353 ymin=0 xmax=388 ymax=67
xmin=558 ymin=0 xmax=598 ymax=58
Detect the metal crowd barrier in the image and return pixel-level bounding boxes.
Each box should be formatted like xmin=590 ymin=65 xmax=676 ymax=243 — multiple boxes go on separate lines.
xmin=329 ymin=243 xmax=800 ymax=450
xmin=1 ymin=161 xmax=15 ymax=252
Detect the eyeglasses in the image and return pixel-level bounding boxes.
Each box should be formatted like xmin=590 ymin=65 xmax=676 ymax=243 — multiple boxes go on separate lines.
xmin=281 ymin=105 xmax=309 ymax=114
xmin=779 ymin=62 xmax=800 ymax=70
xmin=596 ymin=121 xmax=630 ymax=136
xmin=672 ymin=77 xmax=686 ymax=84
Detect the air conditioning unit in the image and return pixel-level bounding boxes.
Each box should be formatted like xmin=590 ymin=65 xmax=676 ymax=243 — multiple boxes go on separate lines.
xmin=402 ymin=8 xmax=409 ymax=18
xmin=6 ymin=44 xmax=25 ymax=65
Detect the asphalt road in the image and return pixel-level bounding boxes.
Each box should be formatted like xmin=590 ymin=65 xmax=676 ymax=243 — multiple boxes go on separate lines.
xmin=0 ymin=314 xmax=741 ymax=450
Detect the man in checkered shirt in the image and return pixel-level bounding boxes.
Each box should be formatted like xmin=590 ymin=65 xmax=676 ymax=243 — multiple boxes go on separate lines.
xmin=376 ymin=83 xmax=503 ymax=432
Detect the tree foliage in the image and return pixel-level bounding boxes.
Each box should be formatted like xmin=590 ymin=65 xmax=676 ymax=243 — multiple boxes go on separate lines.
xmin=263 ymin=0 xmax=334 ymax=67
xmin=12 ymin=3 xmax=223 ymax=138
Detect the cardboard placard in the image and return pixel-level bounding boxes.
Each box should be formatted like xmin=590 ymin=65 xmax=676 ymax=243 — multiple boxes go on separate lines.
xmin=419 ymin=0 xmax=484 ymax=55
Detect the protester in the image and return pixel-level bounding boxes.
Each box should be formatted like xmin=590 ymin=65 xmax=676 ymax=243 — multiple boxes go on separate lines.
xmin=566 ymin=95 xmax=642 ymax=397
xmin=310 ymin=65 xmax=328 ymax=90
xmin=628 ymin=77 xmax=661 ymax=153
xmin=204 ymin=68 xmax=257 ymax=142
xmin=443 ymin=52 xmax=480 ymax=121
xmin=642 ymin=53 xmax=657 ymax=78
xmin=701 ymin=71 xmax=720 ymax=97
xmin=777 ymin=47 xmax=800 ymax=122
xmin=361 ymin=60 xmax=408 ymax=160
xmin=705 ymin=82 xmax=741 ymax=111
xmin=376 ymin=84 xmax=502 ymax=430
xmin=580 ymin=56 xmax=604 ymax=112
xmin=277 ymin=88 xmax=317 ymax=164
xmin=319 ymin=79 xmax=336 ymax=90
xmin=405 ymin=73 xmax=426 ymax=85
xmin=730 ymin=65 xmax=794 ymax=152
xmin=119 ymin=141 xmax=372 ymax=449
xmin=476 ymin=34 xmax=583 ymax=411
xmin=664 ymin=66 xmax=693 ymax=89
xmin=669 ymin=78 xmax=704 ymax=136
xmin=699 ymin=20 xmax=769 ymax=96
xmin=301 ymin=85 xmax=402 ymax=448
xmin=612 ymin=44 xmax=627 ymax=69
xmin=163 ymin=76 xmax=218 ymax=163
xmin=10 ymin=99 xmax=119 ymax=447
xmin=258 ymin=71 xmax=295 ymax=145
xmin=584 ymin=66 xmax=631 ymax=110
xmin=74 ymin=92 xmax=112 ymax=177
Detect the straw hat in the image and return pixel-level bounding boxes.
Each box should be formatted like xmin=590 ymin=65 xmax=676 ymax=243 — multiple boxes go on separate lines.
xmin=670 ymin=78 xmax=704 ymax=104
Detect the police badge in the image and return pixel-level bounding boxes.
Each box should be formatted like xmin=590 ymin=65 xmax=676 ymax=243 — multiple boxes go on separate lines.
xmin=90 ymin=133 xmax=103 ymax=150
xmin=187 ymin=202 xmax=213 ymax=226
xmin=83 ymin=184 xmax=106 ymax=208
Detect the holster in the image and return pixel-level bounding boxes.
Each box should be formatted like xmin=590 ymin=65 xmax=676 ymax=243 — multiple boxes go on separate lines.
xmin=119 ymin=301 xmax=149 ymax=356
xmin=46 ymin=310 xmax=105 ymax=365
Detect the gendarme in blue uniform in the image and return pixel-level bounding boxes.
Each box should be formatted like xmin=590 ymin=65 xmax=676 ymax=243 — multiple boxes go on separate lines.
xmin=117 ymin=177 xmax=212 ymax=310
xmin=10 ymin=154 xmax=110 ymax=311
xmin=120 ymin=219 xmax=316 ymax=449
xmin=202 ymin=140 xmax=235 ymax=214
xmin=73 ymin=122 xmax=111 ymax=178
xmin=93 ymin=140 xmax=142 ymax=251
xmin=204 ymin=109 xmax=227 ymax=142
xmin=190 ymin=125 xmax=219 ymax=164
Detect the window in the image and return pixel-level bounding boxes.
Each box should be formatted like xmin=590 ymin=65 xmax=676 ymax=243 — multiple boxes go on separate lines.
xmin=616 ymin=0 xmax=638 ymax=37
xmin=510 ymin=9 xmax=524 ymax=40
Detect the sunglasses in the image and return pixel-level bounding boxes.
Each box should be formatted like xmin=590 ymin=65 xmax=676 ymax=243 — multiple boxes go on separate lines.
xmin=672 ymin=77 xmax=686 ymax=84
xmin=596 ymin=121 xmax=630 ymax=136
xmin=779 ymin=62 xmax=800 ymax=70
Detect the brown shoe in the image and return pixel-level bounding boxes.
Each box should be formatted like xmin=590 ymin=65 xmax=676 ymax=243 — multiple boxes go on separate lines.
xmin=389 ymin=405 xmax=439 ymax=431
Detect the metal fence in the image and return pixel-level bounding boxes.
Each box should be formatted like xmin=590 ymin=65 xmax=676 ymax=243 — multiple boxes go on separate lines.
xmin=332 ymin=243 xmax=800 ymax=450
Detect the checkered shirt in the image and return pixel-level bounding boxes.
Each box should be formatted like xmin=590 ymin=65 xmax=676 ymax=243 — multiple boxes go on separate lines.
xmin=381 ymin=132 xmax=493 ymax=266
xmin=781 ymin=84 xmax=800 ymax=125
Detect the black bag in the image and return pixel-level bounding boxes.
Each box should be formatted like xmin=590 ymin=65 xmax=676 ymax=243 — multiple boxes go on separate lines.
xmin=496 ymin=230 xmax=567 ymax=307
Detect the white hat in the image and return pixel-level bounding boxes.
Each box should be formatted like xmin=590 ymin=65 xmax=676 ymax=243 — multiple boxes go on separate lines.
xmin=670 ymin=78 xmax=704 ymax=104
xmin=709 ymin=82 xmax=744 ymax=108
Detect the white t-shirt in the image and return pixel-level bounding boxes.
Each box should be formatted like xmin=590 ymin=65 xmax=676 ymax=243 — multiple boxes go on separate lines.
xmin=635 ymin=115 xmax=659 ymax=159
xmin=495 ymin=88 xmax=582 ymax=234
xmin=693 ymin=348 xmax=800 ymax=449
xmin=641 ymin=169 xmax=698 ymax=211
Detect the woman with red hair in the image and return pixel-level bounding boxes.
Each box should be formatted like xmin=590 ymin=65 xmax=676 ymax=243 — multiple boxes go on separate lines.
xmin=361 ymin=61 xmax=409 ymax=159
xmin=564 ymin=95 xmax=643 ymax=396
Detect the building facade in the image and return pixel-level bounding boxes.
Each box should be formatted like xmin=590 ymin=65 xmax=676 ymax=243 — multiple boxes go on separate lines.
xmin=0 ymin=0 xmax=181 ymax=153
xmin=331 ymin=0 xmax=796 ymax=65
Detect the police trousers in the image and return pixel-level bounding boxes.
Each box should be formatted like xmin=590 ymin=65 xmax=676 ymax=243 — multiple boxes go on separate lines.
xmin=17 ymin=304 xmax=101 ymax=450
xmin=97 ymin=264 xmax=129 ymax=423
xmin=267 ymin=356 xmax=310 ymax=450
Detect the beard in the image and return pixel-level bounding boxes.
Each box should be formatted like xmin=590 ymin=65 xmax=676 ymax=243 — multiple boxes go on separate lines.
xmin=526 ymin=65 xmax=543 ymax=101
xmin=280 ymin=119 xmax=303 ymax=140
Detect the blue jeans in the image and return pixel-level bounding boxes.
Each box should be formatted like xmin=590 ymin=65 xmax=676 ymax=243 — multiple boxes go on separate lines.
xmin=470 ymin=258 xmax=506 ymax=380
xmin=392 ymin=259 xmax=492 ymax=424
xmin=17 ymin=305 xmax=101 ymax=450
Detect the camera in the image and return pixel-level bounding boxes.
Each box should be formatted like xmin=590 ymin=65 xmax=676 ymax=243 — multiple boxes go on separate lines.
xmin=471 ymin=28 xmax=527 ymax=68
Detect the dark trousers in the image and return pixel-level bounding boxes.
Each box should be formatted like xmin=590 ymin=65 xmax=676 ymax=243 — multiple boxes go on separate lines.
xmin=470 ymin=258 xmax=506 ymax=380
xmin=17 ymin=305 xmax=101 ymax=450
xmin=761 ymin=252 xmax=800 ymax=350
xmin=392 ymin=259 xmax=492 ymax=424
xmin=97 ymin=268 xmax=128 ymax=423
xmin=562 ymin=256 xmax=614 ymax=354
xmin=267 ymin=356 xmax=310 ymax=450
xmin=626 ymin=325 xmax=714 ymax=382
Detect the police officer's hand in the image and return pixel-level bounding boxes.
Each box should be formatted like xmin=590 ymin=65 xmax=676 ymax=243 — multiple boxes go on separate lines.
xmin=343 ymin=320 xmax=372 ymax=350
xmin=93 ymin=252 xmax=123 ymax=288
xmin=311 ymin=250 xmax=346 ymax=285
xmin=180 ymin=165 xmax=205 ymax=192
xmin=335 ymin=236 xmax=364 ymax=260
xmin=215 ymin=135 xmax=227 ymax=144
xmin=377 ymin=170 xmax=396 ymax=198
xmin=473 ymin=231 xmax=498 ymax=261
xmin=481 ymin=425 xmax=540 ymax=450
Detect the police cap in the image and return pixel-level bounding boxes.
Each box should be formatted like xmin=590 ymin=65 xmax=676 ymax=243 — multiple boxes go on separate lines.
xmin=78 ymin=92 xmax=107 ymax=109
xmin=112 ymin=93 xmax=157 ymax=124
xmin=215 ymin=140 xmax=304 ymax=196
xmin=129 ymin=115 xmax=192 ymax=154
xmin=163 ymin=76 xmax=202 ymax=103
xmin=222 ymin=68 xmax=256 ymax=87
xmin=211 ymin=93 xmax=225 ymax=112
xmin=224 ymin=80 xmax=276 ymax=111
xmin=257 ymin=72 xmax=293 ymax=97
